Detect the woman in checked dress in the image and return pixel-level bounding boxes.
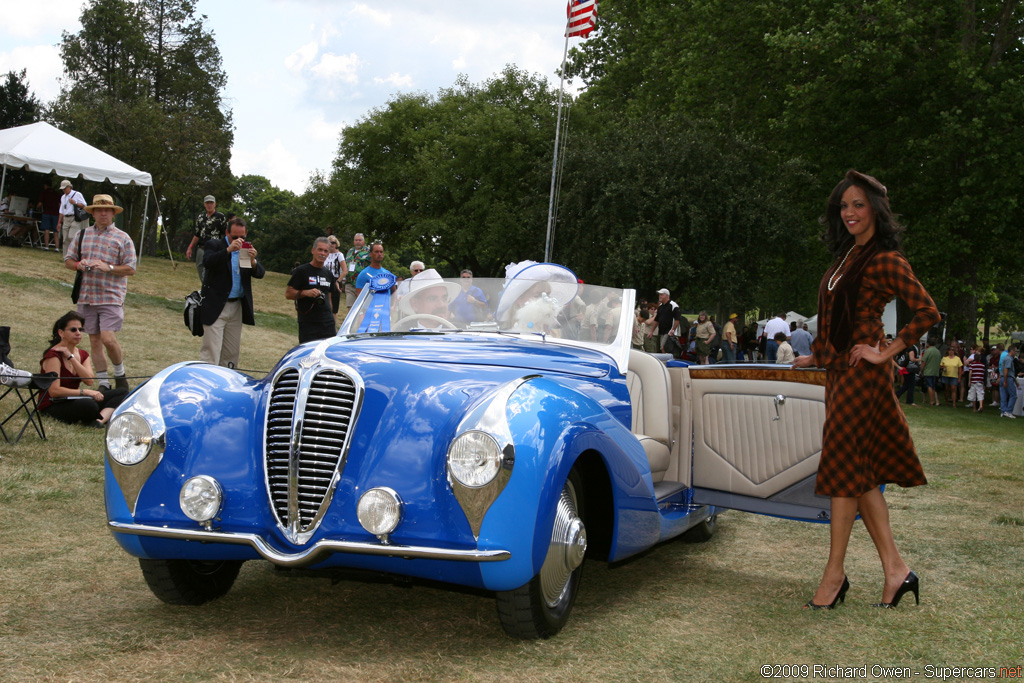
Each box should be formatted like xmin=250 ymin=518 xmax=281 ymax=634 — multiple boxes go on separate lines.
xmin=792 ymin=170 xmax=940 ymax=609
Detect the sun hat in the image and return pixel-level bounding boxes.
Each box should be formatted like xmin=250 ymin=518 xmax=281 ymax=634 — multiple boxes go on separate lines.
xmin=494 ymin=261 xmax=579 ymax=323
xmin=84 ymin=194 xmax=124 ymax=215
xmin=398 ymin=269 xmax=461 ymax=315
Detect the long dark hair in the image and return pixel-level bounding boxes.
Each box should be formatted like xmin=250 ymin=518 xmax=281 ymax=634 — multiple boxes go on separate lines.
xmin=46 ymin=311 xmax=85 ymax=353
xmin=820 ymin=169 xmax=904 ymax=257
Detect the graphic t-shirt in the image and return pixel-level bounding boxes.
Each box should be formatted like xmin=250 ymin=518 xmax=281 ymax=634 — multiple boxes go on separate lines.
xmin=288 ymin=263 xmax=336 ymax=324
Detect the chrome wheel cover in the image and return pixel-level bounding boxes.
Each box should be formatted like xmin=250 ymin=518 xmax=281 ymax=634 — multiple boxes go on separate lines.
xmin=539 ymin=479 xmax=587 ymax=608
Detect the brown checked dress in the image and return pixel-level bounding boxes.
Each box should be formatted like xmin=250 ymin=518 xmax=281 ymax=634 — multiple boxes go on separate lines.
xmin=811 ymin=246 xmax=940 ymax=497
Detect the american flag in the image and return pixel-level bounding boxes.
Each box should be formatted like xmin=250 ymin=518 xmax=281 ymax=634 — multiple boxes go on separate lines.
xmin=566 ymin=0 xmax=598 ymax=38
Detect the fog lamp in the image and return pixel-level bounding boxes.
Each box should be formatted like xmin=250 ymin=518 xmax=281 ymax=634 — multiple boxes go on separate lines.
xmin=357 ymin=487 xmax=403 ymax=540
xmin=179 ymin=475 xmax=223 ymax=524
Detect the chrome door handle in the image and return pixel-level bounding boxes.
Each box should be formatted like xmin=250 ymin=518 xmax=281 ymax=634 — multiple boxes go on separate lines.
xmin=773 ymin=395 xmax=786 ymax=421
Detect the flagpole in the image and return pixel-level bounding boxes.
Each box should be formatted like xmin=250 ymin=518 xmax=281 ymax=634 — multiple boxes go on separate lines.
xmin=544 ymin=29 xmax=570 ymax=263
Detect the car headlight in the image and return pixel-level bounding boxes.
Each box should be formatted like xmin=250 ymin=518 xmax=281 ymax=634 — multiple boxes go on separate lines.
xmin=179 ymin=475 xmax=223 ymax=523
xmin=106 ymin=412 xmax=155 ymax=465
xmin=357 ymin=487 xmax=403 ymax=539
xmin=447 ymin=430 xmax=503 ymax=488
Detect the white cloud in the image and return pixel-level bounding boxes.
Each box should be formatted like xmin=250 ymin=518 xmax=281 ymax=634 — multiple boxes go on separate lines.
xmin=0 ymin=0 xmax=84 ymax=39
xmin=307 ymin=115 xmax=344 ymax=144
xmin=0 ymin=44 xmax=66 ymax=102
xmin=232 ymin=140 xmax=312 ymax=195
xmin=349 ymin=4 xmax=391 ymax=27
xmin=285 ymin=42 xmax=318 ymax=74
xmin=311 ymin=52 xmax=362 ymax=84
xmin=373 ymin=72 xmax=413 ymax=88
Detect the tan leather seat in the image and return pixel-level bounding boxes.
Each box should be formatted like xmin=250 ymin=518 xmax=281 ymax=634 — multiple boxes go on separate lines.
xmin=626 ymin=349 xmax=672 ymax=482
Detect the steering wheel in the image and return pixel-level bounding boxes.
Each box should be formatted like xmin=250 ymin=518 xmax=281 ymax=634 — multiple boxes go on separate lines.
xmin=392 ymin=314 xmax=458 ymax=331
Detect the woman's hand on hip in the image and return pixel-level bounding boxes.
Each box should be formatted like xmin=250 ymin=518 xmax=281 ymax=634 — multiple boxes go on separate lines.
xmin=849 ymin=343 xmax=886 ymax=366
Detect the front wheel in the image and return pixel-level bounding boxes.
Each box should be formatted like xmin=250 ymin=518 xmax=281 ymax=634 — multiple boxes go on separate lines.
xmin=139 ymin=559 xmax=243 ymax=605
xmin=496 ymin=468 xmax=587 ymax=639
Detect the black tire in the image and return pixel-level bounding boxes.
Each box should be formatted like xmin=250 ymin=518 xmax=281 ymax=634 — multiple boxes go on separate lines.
xmin=139 ymin=559 xmax=243 ymax=605
xmin=682 ymin=512 xmax=718 ymax=543
xmin=496 ymin=468 xmax=586 ymax=639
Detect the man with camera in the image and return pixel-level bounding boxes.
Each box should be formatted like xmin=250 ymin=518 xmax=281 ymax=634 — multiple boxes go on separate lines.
xmin=200 ymin=217 xmax=265 ymax=368
xmin=286 ymin=236 xmax=338 ymax=343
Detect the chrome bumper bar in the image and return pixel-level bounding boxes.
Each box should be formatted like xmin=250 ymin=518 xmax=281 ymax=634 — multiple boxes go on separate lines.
xmin=109 ymin=521 xmax=510 ymax=567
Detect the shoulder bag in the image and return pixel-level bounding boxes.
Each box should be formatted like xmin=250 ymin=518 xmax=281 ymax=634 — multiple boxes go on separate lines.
xmin=70 ymin=229 xmax=86 ymax=303
xmin=72 ymin=193 xmax=89 ymax=222
xmin=184 ymin=289 xmax=205 ymax=337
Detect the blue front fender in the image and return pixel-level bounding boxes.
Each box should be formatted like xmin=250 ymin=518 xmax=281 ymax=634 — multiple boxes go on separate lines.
xmin=477 ymin=377 xmax=661 ymax=591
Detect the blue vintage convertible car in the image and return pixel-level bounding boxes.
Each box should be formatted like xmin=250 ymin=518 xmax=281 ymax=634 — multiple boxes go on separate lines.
xmin=104 ymin=263 xmax=828 ymax=638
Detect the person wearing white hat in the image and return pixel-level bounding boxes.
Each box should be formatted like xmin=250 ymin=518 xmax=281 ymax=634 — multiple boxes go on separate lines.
xmin=495 ymin=261 xmax=579 ymax=333
xmin=396 ymin=269 xmax=460 ymax=329
xmin=58 ymin=179 xmax=88 ymax=250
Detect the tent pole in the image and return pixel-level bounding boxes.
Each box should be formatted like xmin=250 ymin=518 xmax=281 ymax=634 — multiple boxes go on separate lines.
xmin=137 ymin=186 xmax=150 ymax=263
xmin=0 ymin=165 xmax=7 ymax=206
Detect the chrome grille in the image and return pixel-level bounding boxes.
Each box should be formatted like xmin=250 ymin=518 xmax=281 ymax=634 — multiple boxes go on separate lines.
xmin=265 ymin=366 xmax=359 ymax=540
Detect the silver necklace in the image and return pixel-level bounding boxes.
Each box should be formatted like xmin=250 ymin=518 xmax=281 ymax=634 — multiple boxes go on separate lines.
xmin=827 ymin=243 xmax=858 ymax=292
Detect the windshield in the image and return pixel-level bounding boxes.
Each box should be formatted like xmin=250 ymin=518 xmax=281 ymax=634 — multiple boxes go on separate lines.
xmin=338 ymin=274 xmax=635 ymax=355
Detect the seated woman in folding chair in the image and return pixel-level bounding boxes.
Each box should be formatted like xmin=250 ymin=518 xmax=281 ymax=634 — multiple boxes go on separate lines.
xmin=37 ymin=312 xmax=128 ymax=428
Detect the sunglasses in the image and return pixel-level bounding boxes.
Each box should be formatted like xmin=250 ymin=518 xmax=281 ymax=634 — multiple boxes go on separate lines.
xmin=65 ymin=327 xmax=84 ymax=332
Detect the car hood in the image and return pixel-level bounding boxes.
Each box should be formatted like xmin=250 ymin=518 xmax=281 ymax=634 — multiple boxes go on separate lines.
xmin=321 ymin=334 xmax=616 ymax=379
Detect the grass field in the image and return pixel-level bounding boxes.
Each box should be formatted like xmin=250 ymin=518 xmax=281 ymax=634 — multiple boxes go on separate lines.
xmin=1 ymin=245 xmax=1022 ymax=682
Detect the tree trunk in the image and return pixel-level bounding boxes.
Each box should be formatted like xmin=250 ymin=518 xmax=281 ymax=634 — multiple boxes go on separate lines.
xmin=945 ymin=259 xmax=979 ymax=345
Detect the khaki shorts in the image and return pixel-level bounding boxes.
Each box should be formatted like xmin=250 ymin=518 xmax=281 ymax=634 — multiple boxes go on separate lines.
xmin=77 ymin=304 xmax=124 ymax=334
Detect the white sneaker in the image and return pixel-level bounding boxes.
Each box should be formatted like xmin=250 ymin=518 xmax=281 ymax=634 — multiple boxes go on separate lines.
xmin=1007 ymin=413 xmax=1017 ymax=419
xmin=990 ymin=401 xmax=1000 ymax=406
xmin=0 ymin=362 xmax=33 ymax=388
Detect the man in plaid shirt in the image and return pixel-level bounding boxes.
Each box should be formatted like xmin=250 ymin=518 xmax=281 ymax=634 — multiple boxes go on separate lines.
xmin=63 ymin=194 xmax=137 ymax=390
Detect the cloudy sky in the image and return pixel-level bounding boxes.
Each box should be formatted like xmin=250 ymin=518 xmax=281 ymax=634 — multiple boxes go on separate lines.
xmin=0 ymin=0 xmax=583 ymax=193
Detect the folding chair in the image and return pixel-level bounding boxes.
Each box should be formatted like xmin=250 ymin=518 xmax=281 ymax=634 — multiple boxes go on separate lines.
xmin=0 ymin=326 xmax=51 ymax=447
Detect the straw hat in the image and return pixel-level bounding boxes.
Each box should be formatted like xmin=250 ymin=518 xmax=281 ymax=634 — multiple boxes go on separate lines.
xmin=84 ymin=194 xmax=124 ymax=215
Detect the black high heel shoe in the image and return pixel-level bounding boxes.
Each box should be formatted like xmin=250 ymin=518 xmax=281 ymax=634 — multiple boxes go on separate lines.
xmin=804 ymin=576 xmax=850 ymax=610
xmin=872 ymin=571 xmax=919 ymax=608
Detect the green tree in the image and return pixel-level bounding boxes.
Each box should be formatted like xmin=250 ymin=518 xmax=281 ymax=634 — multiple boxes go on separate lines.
xmin=50 ymin=0 xmax=233 ymax=254
xmin=567 ymin=0 xmax=1024 ymax=342
xmin=321 ymin=66 xmax=559 ymax=276
xmin=557 ymin=115 xmax=816 ymax=311
xmin=0 ymin=69 xmax=40 ymax=128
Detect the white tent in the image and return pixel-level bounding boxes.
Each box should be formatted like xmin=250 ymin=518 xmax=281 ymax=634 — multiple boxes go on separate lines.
xmin=0 ymin=121 xmax=152 ymax=187
xmin=0 ymin=122 xmax=153 ymax=252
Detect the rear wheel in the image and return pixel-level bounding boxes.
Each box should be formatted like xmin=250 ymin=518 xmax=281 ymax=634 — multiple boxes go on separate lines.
xmin=496 ymin=468 xmax=587 ymax=639
xmin=139 ymin=559 xmax=243 ymax=605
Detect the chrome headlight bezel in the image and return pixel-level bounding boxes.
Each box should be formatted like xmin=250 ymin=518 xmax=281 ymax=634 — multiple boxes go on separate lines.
xmin=106 ymin=411 xmax=155 ymax=466
xmin=357 ymin=487 xmax=403 ymax=540
xmin=446 ymin=430 xmax=503 ymax=488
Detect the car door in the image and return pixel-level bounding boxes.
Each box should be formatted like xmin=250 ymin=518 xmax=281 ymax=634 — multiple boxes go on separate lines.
xmin=685 ymin=365 xmax=831 ymax=522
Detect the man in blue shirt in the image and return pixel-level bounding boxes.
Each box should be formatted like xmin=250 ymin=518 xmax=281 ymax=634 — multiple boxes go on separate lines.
xmin=200 ymin=217 xmax=265 ymax=368
xmin=999 ymin=344 xmax=1018 ymax=418
xmin=450 ymin=269 xmax=489 ymax=323
xmin=355 ymin=242 xmax=392 ymax=291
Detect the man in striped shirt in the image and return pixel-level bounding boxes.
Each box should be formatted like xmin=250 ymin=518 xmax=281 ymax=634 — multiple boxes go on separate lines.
xmin=63 ymin=195 xmax=137 ymax=390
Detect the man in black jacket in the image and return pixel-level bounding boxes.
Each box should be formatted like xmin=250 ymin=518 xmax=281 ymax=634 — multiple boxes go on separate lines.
xmin=199 ymin=217 xmax=265 ymax=368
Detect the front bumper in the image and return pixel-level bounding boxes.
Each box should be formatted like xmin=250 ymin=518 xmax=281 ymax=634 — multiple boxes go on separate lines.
xmin=108 ymin=521 xmax=511 ymax=568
